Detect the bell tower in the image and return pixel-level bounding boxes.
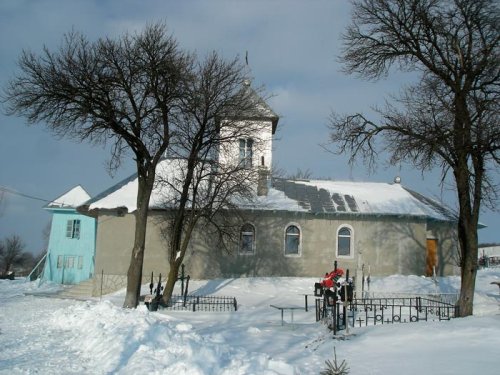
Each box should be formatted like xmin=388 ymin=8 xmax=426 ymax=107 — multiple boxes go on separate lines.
xmin=218 ymin=80 xmax=279 ymax=173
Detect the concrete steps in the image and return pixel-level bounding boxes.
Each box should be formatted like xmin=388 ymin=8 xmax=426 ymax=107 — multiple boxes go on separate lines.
xmin=56 ymin=279 xmax=94 ymax=299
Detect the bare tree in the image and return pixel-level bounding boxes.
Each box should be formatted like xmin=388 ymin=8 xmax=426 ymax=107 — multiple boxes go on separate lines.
xmin=3 ymin=23 xmax=193 ymax=307
xmin=0 ymin=235 xmax=26 ymax=275
xmin=42 ymin=219 xmax=51 ymax=252
xmin=3 ymin=23 xmax=262 ymax=308
xmin=288 ymin=168 xmax=313 ymax=180
xmin=26 ymin=220 xmax=53 ymax=280
xmin=328 ymin=0 xmax=499 ymax=316
xmin=155 ymin=57 xmax=274 ymax=305
xmin=0 ymin=190 xmax=5 ymax=217
xmin=270 ymin=164 xmax=313 ymax=180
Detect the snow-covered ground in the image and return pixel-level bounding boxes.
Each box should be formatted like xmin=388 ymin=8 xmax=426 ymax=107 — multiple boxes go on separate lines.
xmin=1 ymin=269 xmax=499 ymax=374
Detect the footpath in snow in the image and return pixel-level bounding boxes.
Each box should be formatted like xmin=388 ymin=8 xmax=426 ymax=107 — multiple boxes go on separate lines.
xmin=0 ymin=269 xmax=499 ymax=374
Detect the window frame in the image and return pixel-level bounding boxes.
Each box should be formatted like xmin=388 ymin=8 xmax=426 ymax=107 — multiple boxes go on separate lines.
xmin=66 ymin=219 xmax=81 ymax=239
xmin=284 ymin=223 xmax=302 ymax=257
xmin=336 ymin=224 xmax=354 ymax=258
xmin=239 ymin=223 xmax=256 ymax=255
xmin=239 ymin=138 xmax=254 ymax=168
xmin=65 ymin=256 xmax=75 ymax=269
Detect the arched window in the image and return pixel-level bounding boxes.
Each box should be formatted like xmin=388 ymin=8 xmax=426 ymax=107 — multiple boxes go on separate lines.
xmin=337 ymin=226 xmax=352 ymax=257
xmin=285 ymin=224 xmax=301 ymax=255
xmin=240 ymin=223 xmax=255 ymax=254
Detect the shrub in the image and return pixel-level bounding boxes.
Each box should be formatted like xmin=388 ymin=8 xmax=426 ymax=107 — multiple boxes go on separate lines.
xmin=320 ymin=347 xmax=349 ymax=375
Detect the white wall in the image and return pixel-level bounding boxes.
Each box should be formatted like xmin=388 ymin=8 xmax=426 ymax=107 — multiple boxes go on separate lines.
xmin=218 ymin=119 xmax=273 ymax=170
xmin=479 ymin=246 xmax=500 ymax=258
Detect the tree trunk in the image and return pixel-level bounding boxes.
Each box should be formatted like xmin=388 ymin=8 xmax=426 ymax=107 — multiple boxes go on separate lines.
xmin=123 ymin=171 xmax=154 ymax=308
xmin=457 ymin=239 xmax=478 ymax=317
xmin=160 ymin=216 xmax=197 ymax=306
xmin=161 ymin=260 xmax=181 ymax=306
xmin=454 ymin=168 xmax=480 ymax=317
xmin=456 ymin=208 xmax=479 ymax=316
xmin=160 ymin=218 xmax=185 ymax=306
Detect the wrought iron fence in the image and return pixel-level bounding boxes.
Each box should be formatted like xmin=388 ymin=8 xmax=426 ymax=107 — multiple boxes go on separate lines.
xmin=316 ymin=294 xmax=458 ymax=332
xmin=164 ymin=294 xmax=238 ymax=312
xmin=479 ymin=255 xmax=500 ymax=268
xmin=348 ymin=296 xmax=458 ymax=327
xmin=363 ymin=292 xmax=459 ymax=306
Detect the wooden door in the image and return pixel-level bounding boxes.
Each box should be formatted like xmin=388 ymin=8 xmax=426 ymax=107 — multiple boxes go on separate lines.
xmin=426 ymin=239 xmax=438 ymax=277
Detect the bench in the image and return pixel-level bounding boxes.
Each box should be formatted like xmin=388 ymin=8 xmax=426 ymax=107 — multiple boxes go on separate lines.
xmin=270 ymin=305 xmax=303 ymax=328
xmin=491 ymin=281 xmax=500 ymax=293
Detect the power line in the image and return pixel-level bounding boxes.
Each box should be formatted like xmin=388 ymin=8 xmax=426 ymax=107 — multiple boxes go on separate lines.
xmin=1 ymin=185 xmax=86 ymax=210
xmin=0 ymin=185 xmax=58 ymax=205
xmin=0 ymin=185 xmax=121 ymax=224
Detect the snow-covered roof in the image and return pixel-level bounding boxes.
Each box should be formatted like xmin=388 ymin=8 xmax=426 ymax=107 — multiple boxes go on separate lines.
xmin=85 ymin=158 xmax=189 ymax=212
xmin=262 ymin=178 xmax=456 ymax=221
xmin=45 ymin=185 xmax=91 ymax=209
xmin=228 ymin=82 xmax=279 ymax=134
xmin=81 ymin=159 xmax=455 ymax=223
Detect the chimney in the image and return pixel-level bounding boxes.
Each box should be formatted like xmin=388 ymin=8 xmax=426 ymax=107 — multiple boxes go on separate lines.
xmin=257 ymin=166 xmax=269 ymax=196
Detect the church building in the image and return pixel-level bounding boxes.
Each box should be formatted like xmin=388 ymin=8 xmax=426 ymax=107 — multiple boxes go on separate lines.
xmin=77 ymin=82 xmax=458 ymax=296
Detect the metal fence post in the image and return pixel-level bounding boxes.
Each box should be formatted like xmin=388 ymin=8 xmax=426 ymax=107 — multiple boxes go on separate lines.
xmin=100 ymin=269 xmax=104 ymax=301
xmin=180 ymin=264 xmax=185 ymax=296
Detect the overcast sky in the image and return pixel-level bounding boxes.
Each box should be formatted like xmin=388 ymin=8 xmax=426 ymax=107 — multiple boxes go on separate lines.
xmin=0 ymin=0 xmax=498 ymax=254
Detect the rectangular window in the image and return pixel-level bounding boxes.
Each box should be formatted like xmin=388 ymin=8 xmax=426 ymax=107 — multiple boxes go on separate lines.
xmin=77 ymin=256 xmax=83 ymax=270
xmin=241 ymin=234 xmax=254 ymax=253
xmin=73 ymin=220 xmax=80 ymax=239
xmin=65 ymin=256 xmax=75 ymax=269
xmin=338 ymin=237 xmax=350 ymax=256
xmin=240 ymin=223 xmax=255 ymax=254
xmin=240 ymin=224 xmax=255 ymax=254
xmin=239 ymin=139 xmax=253 ymax=168
xmin=285 ymin=236 xmax=300 ymax=255
xmin=57 ymin=255 xmax=63 ymax=269
xmin=66 ymin=219 xmax=81 ymax=239
xmin=66 ymin=220 xmax=73 ymax=238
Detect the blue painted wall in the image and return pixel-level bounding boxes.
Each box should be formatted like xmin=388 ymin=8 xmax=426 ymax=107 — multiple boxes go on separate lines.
xmin=42 ymin=209 xmax=96 ymax=284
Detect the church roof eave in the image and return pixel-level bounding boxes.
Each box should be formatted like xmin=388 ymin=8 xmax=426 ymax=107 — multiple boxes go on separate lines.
xmin=44 ymin=185 xmax=91 ymax=210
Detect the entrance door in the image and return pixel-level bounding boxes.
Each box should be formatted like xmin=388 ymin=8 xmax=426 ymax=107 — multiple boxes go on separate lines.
xmin=426 ymin=239 xmax=438 ymax=276
xmin=61 ymin=255 xmax=77 ymax=284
